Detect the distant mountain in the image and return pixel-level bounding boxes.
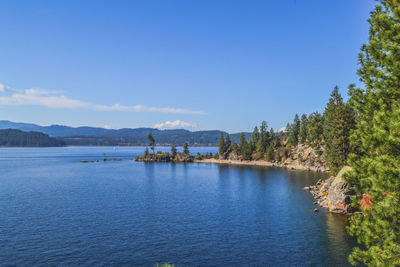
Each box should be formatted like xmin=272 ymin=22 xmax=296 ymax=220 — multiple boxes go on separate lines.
xmin=0 ymin=129 xmax=65 ymax=147
xmin=0 ymin=120 xmax=251 ymax=146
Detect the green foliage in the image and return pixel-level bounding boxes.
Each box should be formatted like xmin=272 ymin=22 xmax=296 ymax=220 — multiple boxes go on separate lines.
xmin=345 ymin=1 xmax=400 ymax=265
xmin=239 ymin=132 xmax=246 ymax=153
xmin=0 ymin=129 xmax=65 ymax=147
xmin=322 ymin=86 xmax=355 ymax=175
xmin=218 ymin=132 xmax=225 ymax=156
xmin=183 ymin=142 xmax=189 ymax=155
xmin=306 ymin=112 xmax=323 ymax=148
xmin=171 ymin=144 xmax=177 ymax=156
xmin=238 ymin=132 xmax=252 ymax=160
xmin=147 ymin=133 xmax=155 ymax=154
xmin=288 ymin=114 xmax=300 ymax=146
xmin=256 ymin=121 xmax=269 ymax=158
xmin=224 ymin=134 xmax=231 ymax=153
xmin=299 ymin=114 xmax=308 ymax=144
xmin=275 ymin=149 xmax=282 ymax=162
xmin=266 ymin=145 xmax=274 ymax=161
xmin=144 ymin=147 xmax=149 ymax=157
xmin=250 ymin=126 xmax=260 ymax=152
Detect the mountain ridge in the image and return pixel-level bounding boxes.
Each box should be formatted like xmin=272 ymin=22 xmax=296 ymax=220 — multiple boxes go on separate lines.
xmin=0 ymin=120 xmax=251 ymax=146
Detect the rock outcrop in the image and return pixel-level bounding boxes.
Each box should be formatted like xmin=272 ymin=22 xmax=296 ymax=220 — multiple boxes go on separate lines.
xmin=306 ymin=166 xmax=354 ymax=215
xmin=284 ymin=144 xmax=329 ymax=172
xmin=135 ymin=152 xmax=193 ymax=163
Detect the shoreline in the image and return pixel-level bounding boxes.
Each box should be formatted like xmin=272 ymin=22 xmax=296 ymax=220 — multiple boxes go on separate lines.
xmin=194 ymin=158 xmax=329 ymax=173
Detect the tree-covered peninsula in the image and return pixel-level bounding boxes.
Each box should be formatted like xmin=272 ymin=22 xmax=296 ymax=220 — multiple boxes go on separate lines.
xmin=0 ymin=129 xmax=65 ymax=147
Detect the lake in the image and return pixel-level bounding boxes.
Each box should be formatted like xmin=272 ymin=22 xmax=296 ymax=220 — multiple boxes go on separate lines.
xmin=0 ymin=146 xmax=355 ymax=266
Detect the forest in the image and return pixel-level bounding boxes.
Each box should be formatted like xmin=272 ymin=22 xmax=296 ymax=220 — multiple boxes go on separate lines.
xmin=0 ymin=129 xmax=65 ymax=147
xmin=219 ymin=1 xmax=400 ymax=265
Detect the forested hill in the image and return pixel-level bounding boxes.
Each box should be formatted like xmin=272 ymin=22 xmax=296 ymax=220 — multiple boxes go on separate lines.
xmin=0 ymin=120 xmax=251 ymax=146
xmin=0 ymin=129 xmax=65 ymax=147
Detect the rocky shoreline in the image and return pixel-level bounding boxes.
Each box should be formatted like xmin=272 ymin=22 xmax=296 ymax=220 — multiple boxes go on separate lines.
xmin=194 ymin=158 xmax=329 ymax=172
xmin=304 ymin=166 xmax=354 ymax=215
xmin=134 ymin=152 xmax=194 ymax=163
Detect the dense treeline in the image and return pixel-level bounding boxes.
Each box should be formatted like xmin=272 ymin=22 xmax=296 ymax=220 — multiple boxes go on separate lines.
xmin=0 ymin=129 xmax=65 ymax=147
xmin=221 ymin=1 xmax=400 ymax=264
xmin=219 ymin=85 xmax=355 ymax=175
xmin=344 ymin=1 xmax=400 ymax=265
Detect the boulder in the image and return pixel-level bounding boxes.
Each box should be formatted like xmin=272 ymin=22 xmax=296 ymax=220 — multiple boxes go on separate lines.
xmin=326 ymin=166 xmax=354 ymax=214
xmin=307 ymin=166 xmax=354 ymax=215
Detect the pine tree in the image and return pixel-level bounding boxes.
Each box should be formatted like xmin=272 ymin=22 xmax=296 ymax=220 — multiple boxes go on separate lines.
xmin=183 ymin=142 xmax=189 ymax=155
xmin=239 ymin=132 xmax=246 ymax=155
xmin=218 ymin=133 xmax=225 ymax=156
xmin=275 ymin=149 xmax=281 ymax=162
xmin=288 ymin=114 xmax=300 ymax=146
xmin=346 ymin=1 xmax=400 ymax=265
xmin=144 ymin=147 xmax=149 ymax=157
xmin=147 ymin=133 xmax=155 ymax=154
xmin=322 ymin=86 xmax=355 ymax=175
xmin=256 ymin=121 xmax=268 ymax=158
xmin=266 ymin=145 xmax=274 ymax=162
xmin=171 ymin=143 xmax=177 ymax=157
xmin=224 ymin=134 xmax=231 ymax=155
xmin=250 ymin=126 xmax=260 ymax=153
xmin=269 ymin=128 xmax=275 ymax=145
xmin=306 ymin=112 xmax=323 ymax=148
xmin=299 ymin=114 xmax=308 ymax=144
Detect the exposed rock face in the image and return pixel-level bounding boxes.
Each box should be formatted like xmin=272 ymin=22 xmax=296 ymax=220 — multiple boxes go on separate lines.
xmin=284 ymin=144 xmax=329 ymax=172
xmin=307 ymin=166 xmax=354 ymax=215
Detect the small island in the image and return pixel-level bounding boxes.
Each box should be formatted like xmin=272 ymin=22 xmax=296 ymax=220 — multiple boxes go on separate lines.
xmin=135 ymin=134 xmax=216 ymax=163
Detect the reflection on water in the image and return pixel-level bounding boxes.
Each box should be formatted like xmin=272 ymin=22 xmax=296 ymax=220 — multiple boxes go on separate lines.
xmin=0 ymin=147 xmax=356 ymax=266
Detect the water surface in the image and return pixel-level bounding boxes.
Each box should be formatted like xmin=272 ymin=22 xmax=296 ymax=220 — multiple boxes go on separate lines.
xmin=0 ymin=147 xmax=354 ymax=266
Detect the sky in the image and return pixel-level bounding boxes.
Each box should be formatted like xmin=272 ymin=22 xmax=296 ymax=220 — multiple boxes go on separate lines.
xmin=0 ymin=0 xmax=376 ymax=133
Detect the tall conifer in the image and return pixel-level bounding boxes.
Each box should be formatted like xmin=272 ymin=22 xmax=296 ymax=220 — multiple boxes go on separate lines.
xmin=346 ymin=1 xmax=400 ymax=265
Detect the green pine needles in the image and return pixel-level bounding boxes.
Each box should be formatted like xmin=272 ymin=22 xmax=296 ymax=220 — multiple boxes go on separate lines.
xmin=345 ymin=0 xmax=400 ymax=265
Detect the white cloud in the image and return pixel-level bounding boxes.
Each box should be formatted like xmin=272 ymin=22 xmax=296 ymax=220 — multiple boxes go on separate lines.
xmin=0 ymin=89 xmax=89 ymax=109
xmin=154 ymin=120 xmax=197 ymax=129
xmin=95 ymin=103 xmax=205 ymax=114
xmin=0 ymin=84 xmax=205 ymax=115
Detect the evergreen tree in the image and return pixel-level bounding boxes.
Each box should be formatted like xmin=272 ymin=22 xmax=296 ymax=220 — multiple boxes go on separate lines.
xmin=322 ymin=86 xmax=355 ymax=175
xmin=306 ymin=112 xmax=323 ymax=148
xmin=147 ymin=133 xmax=155 ymax=154
xmin=241 ymin=142 xmax=252 ymax=160
xmin=266 ymin=145 xmax=274 ymax=162
xmin=269 ymin=128 xmax=275 ymax=145
xmin=346 ymin=1 xmax=400 ymax=265
xmin=144 ymin=147 xmax=149 ymax=157
xmin=299 ymin=114 xmax=308 ymax=144
xmin=183 ymin=142 xmax=189 ymax=155
xmin=256 ymin=121 xmax=268 ymax=158
xmin=288 ymin=114 xmax=300 ymax=146
xmin=275 ymin=149 xmax=281 ymax=162
xmin=239 ymin=132 xmax=247 ymax=155
xmin=224 ymin=134 xmax=231 ymax=153
xmin=256 ymin=138 xmax=265 ymax=159
xmin=250 ymin=126 xmax=260 ymax=152
xmin=218 ymin=133 xmax=225 ymax=156
xmin=171 ymin=143 xmax=177 ymax=157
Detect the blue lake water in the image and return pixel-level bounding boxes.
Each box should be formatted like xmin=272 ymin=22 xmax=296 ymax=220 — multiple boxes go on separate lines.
xmin=0 ymin=147 xmax=355 ymax=266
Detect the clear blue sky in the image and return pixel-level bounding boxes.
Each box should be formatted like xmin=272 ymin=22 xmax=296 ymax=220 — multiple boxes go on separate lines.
xmin=0 ymin=0 xmax=375 ymax=133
